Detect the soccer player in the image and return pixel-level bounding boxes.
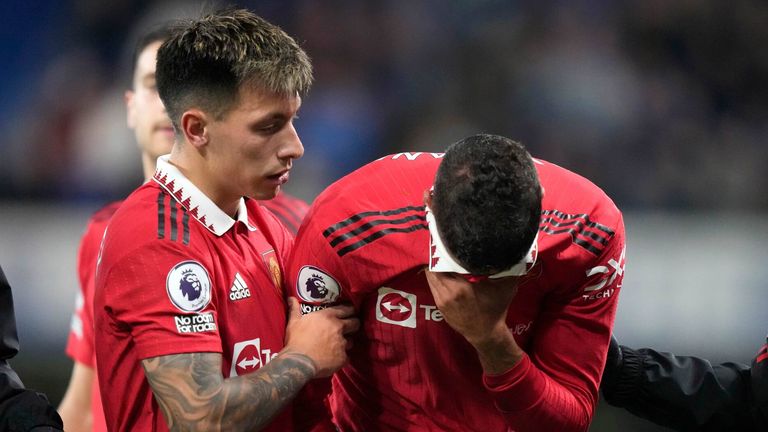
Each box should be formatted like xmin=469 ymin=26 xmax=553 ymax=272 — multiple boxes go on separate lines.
xmin=601 ymin=334 xmax=768 ymax=431
xmin=59 ymin=20 xmax=314 ymax=432
xmin=93 ymin=9 xmax=357 ymax=431
xmin=288 ymin=134 xmax=626 ymax=431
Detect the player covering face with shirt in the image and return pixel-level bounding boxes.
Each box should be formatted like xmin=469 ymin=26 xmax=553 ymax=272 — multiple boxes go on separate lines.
xmin=288 ymin=134 xmax=625 ymax=431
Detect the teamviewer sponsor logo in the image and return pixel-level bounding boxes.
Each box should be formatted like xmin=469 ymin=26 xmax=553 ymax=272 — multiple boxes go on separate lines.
xmin=375 ymin=287 xmax=417 ymax=328
xmin=230 ymin=338 xmax=278 ymax=377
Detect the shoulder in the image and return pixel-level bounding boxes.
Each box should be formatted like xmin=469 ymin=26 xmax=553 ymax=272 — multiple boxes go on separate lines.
xmin=259 ymin=192 xmax=310 ymax=235
xmin=89 ymin=200 xmax=123 ymax=223
xmin=536 ymin=158 xmax=623 ymax=230
xmin=79 ymin=200 xmax=123 ymax=251
xmin=101 ymin=183 xmax=192 ymax=261
xmin=533 ymin=159 xmax=625 ymax=284
xmin=309 ymin=152 xmax=439 ymax=227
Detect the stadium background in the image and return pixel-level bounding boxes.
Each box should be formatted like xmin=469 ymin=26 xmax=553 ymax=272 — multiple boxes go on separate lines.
xmin=1 ymin=1 xmax=767 ymax=430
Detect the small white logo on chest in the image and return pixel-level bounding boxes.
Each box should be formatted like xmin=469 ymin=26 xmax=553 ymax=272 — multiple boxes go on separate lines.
xmin=230 ymin=272 xmax=251 ymax=301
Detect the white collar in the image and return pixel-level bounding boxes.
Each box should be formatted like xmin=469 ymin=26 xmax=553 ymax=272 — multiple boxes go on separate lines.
xmin=152 ymin=155 xmax=257 ymax=236
xmin=426 ymin=204 xmax=537 ymax=278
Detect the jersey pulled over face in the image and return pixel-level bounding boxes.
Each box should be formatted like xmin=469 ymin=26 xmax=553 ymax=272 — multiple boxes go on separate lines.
xmin=287 ymin=151 xmax=626 ymax=431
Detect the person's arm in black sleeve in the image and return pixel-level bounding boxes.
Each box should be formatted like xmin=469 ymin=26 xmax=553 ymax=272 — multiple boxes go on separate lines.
xmin=601 ymin=335 xmax=754 ymax=431
xmin=0 ymin=265 xmax=64 ymax=431
xmin=751 ymin=335 xmax=768 ymax=429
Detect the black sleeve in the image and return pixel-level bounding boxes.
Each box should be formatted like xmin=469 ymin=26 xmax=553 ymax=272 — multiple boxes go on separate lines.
xmin=751 ymin=336 xmax=768 ymax=430
xmin=601 ymin=335 xmax=754 ymax=431
xmin=0 ymin=266 xmax=64 ymax=431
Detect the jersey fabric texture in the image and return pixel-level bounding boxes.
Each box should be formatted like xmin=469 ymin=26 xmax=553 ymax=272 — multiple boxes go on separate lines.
xmin=261 ymin=192 xmax=310 ymax=235
xmin=94 ymin=156 xmax=293 ymax=432
xmin=65 ymin=201 xmax=120 ymax=432
xmin=288 ymin=152 xmax=626 ymax=432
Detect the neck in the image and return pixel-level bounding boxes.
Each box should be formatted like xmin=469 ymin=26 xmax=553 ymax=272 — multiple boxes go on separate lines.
xmin=141 ymin=153 xmax=157 ymax=181
xmin=168 ymin=149 xmax=240 ymax=218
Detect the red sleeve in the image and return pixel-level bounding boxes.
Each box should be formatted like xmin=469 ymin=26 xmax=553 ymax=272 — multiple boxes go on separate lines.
xmin=484 ymin=215 xmax=626 ymax=431
xmin=65 ymin=216 xmax=108 ymax=366
xmin=100 ymin=240 xmax=223 ymax=360
xmin=286 ymin=212 xmax=351 ymax=429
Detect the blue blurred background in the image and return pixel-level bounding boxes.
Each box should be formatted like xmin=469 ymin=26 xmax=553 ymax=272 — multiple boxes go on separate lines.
xmin=1 ymin=1 xmax=767 ymax=430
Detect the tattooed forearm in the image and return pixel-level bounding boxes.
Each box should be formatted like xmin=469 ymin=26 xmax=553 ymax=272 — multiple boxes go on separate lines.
xmin=142 ymin=352 xmax=316 ymax=431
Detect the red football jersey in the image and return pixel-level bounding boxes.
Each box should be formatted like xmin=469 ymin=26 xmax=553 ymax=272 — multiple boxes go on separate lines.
xmin=94 ymin=157 xmax=293 ymax=432
xmin=66 ymin=201 xmax=121 ymax=432
xmin=288 ymin=152 xmax=626 ymax=431
xmin=261 ymin=192 xmax=310 ymax=235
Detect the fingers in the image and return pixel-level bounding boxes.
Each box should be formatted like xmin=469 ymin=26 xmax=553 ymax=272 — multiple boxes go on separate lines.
xmin=287 ymin=297 xmax=301 ymax=320
xmin=323 ymin=303 xmax=356 ymax=318
xmin=341 ymin=316 xmax=360 ymax=335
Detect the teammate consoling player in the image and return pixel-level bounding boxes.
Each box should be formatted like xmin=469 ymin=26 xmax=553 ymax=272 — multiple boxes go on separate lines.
xmin=59 ymin=18 xmax=311 ymax=432
xmin=93 ymin=9 xmax=357 ymax=431
xmin=288 ymin=134 xmax=626 ymax=431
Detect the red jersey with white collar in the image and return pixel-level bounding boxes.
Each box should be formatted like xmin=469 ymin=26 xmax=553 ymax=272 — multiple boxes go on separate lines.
xmin=94 ymin=156 xmax=293 ymax=432
xmin=288 ymin=152 xmax=626 ymax=432
xmin=66 ymin=201 xmax=121 ymax=432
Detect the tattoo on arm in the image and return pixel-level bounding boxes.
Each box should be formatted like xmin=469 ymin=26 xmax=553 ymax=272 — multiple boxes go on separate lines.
xmin=142 ymin=352 xmax=316 ymax=431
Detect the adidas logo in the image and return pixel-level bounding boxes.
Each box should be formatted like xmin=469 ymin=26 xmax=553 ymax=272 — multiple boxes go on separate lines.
xmin=229 ymin=272 xmax=251 ymax=301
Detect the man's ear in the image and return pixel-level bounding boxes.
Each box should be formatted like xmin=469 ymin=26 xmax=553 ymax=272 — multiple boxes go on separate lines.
xmin=180 ymin=109 xmax=208 ymax=149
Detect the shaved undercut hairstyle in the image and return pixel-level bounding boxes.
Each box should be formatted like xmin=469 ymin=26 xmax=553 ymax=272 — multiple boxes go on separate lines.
xmin=431 ymin=134 xmax=542 ymax=275
xmin=156 ymin=8 xmax=313 ymax=131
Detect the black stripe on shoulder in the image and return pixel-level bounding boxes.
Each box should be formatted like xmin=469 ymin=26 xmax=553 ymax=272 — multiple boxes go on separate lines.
xmin=539 ymin=209 xmax=616 ymax=255
xmin=329 ymin=213 xmax=425 ymax=248
xmin=541 ymin=209 xmax=614 ymax=236
xmin=337 ymin=224 xmax=428 ymax=257
xmin=322 ymin=205 xmax=425 ymax=238
xmin=540 ymin=216 xmax=610 ymax=246
xmin=169 ymin=198 xmax=178 ymax=241
xmin=322 ymin=205 xmax=427 ymax=257
xmin=538 ymin=226 xmax=602 ymax=255
xmin=182 ymin=207 xmax=190 ymax=245
xmin=157 ymin=191 xmax=165 ymax=239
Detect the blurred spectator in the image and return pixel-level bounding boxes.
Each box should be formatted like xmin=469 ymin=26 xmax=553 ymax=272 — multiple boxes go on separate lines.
xmin=3 ymin=1 xmax=768 ymax=208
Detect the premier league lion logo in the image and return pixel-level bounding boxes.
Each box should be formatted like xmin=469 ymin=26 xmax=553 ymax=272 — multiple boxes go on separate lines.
xmin=296 ymin=265 xmax=340 ymax=304
xmin=179 ymin=269 xmax=202 ymax=301
xmin=305 ymin=274 xmax=329 ymax=299
xmin=167 ymin=261 xmax=211 ymax=312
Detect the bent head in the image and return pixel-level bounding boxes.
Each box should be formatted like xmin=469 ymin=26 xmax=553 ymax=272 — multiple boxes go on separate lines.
xmin=430 ymin=134 xmax=542 ymax=276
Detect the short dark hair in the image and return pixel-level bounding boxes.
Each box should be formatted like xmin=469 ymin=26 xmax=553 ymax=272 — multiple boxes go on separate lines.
xmin=128 ymin=24 xmax=175 ymax=89
xmin=432 ymin=134 xmax=542 ymax=275
xmin=156 ymin=8 xmax=313 ymax=130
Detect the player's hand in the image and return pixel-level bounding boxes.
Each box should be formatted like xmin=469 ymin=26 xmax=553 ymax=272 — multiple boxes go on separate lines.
xmin=283 ymin=298 xmax=359 ymax=378
xmin=425 ymin=270 xmax=519 ymax=347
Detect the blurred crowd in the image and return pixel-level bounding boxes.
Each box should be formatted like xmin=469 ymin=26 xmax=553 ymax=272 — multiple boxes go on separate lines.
xmin=2 ymin=0 xmax=768 ymax=209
